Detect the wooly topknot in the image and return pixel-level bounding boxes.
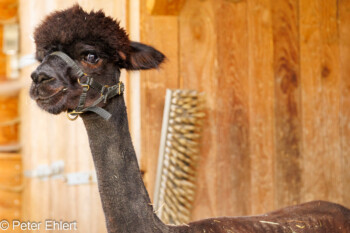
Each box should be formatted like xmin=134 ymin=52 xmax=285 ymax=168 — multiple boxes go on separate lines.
xmin=34 ymin=4 xmax=130 ymax=64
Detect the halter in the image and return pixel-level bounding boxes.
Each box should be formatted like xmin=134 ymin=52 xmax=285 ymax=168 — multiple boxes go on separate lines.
xmin=49 ymin=51 xmax=124 ymax=121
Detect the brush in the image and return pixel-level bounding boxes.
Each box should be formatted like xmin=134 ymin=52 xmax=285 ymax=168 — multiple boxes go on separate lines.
xmin=154 ymin=89 xmax=205 ymax=225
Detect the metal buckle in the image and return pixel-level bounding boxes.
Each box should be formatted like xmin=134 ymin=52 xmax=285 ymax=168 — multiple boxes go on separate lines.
xmin=101 ymin=85 xmax=109 ymax=97
xmin=66 ymin=110 xmax=83 ymax=121
xmin=78 ymin=76 xmax=90 ymax=91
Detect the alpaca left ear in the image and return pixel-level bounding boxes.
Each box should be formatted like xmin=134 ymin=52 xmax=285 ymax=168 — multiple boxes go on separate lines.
xmin=119 ymin=42 xmax=165 ymax=70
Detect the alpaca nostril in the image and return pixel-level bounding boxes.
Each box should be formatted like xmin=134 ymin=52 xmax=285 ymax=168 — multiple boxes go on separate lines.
xmin=31 ymin=71 xmax=39 ymax=83
xmin=37 ymin=74 xmax=50 ymax=83
xmin=30 ymin=71 xmax=53 ymax=84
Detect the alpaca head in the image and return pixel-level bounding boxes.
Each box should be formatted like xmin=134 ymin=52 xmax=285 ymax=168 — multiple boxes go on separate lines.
xmin=30 ymin=5 xmax=165 ymax=115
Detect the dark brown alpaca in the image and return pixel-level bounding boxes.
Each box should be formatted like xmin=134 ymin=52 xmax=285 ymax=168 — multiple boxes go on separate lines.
xmin=30 ymin=5 xmax=350 ymax=233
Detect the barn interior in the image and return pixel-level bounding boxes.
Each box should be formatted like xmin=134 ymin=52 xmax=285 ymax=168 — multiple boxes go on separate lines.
xmin=0 ymin=0 xmax=349 ymax=232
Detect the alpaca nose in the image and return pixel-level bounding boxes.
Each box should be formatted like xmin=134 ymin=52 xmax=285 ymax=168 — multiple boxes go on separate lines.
xmin=31 ymin=70 xmax=52 ymax=83
xmin=31 ymin=71 xmax=39 ymax=82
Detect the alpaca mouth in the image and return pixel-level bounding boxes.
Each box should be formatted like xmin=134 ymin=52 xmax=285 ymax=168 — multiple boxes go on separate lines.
xmin=35 ymin=87 xmax=66 ymax=105
xmin=35 ymin=87 xmax=66 ymax=101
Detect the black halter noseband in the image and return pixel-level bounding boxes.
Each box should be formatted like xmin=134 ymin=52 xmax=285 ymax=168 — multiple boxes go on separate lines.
xmin=49 ymin=51 xmax=124 ymax=121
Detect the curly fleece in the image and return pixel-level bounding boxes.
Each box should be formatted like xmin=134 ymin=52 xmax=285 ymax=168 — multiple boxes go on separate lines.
xmin=34 ymin=4 xmax=130 ymax=60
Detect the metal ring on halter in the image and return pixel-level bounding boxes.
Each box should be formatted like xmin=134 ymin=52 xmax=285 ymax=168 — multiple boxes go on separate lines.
xmin=77 ymin=76 xmax=90 ymax=91
xmin=77 ymin=74 xmax=88 ymax=84
xmin=101 ymin=85 xmax=109 ymax=96
xmin=66 ymin=110 xmax=83 ymax=121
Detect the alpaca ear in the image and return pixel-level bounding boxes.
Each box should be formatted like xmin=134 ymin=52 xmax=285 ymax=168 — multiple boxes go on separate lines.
xmin=119 ymin=42 xmax=165 ymax=70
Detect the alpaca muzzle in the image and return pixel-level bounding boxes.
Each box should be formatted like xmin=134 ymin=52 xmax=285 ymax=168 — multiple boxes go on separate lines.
xmin=47 ymin=51 xmax=125 ymax=121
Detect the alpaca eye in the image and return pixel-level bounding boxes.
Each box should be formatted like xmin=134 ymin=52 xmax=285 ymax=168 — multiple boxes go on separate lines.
xmin=84 ymin=53 xmax=99 ymax=64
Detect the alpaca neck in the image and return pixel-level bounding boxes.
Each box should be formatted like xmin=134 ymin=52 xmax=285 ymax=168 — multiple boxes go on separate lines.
xmin=81 ymin=96 xmax=168 ymax=233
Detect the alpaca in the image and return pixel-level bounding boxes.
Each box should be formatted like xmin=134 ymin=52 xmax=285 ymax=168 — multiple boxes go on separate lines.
xmin=29 ymin=5 xmax=350 ymax=233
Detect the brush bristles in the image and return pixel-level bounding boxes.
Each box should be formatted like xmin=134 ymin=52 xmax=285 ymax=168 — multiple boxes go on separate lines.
xmin=155 ymin=89 xmax=205 ymax=225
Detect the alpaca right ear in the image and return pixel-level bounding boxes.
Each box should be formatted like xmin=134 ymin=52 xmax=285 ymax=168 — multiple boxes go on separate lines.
xmin=119 ymin=42 xmax=165 ymax=70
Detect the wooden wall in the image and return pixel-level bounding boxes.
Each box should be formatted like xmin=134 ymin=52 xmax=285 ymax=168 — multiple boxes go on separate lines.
xmin=140 ymin=0 xmax=350 ymax=220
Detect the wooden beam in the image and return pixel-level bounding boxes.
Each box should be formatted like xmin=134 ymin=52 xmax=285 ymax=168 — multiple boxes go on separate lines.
xmin=0 ymin=25 xmax=7 ymax=81
xmin=0 ymin=0 xmax=18 ymax=21
xmin=0 ymin=80 xmax=24 ymax=96
xmin=147 ymin=0 xmax=186 ymax=15
xmin=0 ymin=95 xmax=18 ymax=146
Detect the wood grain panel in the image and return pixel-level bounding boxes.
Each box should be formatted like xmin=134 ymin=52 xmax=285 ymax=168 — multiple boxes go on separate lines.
xmin=0 ymin=25 xmax=7 ymax=81
xmin=0 ymin=153 xmax=21 ymax=186
xmin=0 ymin=153 xmax=22 ymax=222
xmin=20 ymin=2 xmax=62 ymax=230
xmin=318 ymin=0 xmax=342 ymax=203
xmin=300 ymin=0 xmax=342 ymax=204
xmin=247 ymin=0 xmax=275 ymax=215
xmin=272 ymin=0 xmax=302 ymax=208
xmin=215 ymin=0 xmax=251 ymax=216
xmin=339 ymin=0 xmax=350 ymax=208
xmin=0 ymin=96 xmax=18 ymax=145
xmin=49 ymin=117 xmax=78 ymax=233
xmin=299 ymin=0 xmax=324 ymax=203
xmin=0 ymin=0 xmax=17 ymax=21
xmin=179 ymin=0 xmax=218 ymax=220
xmin=299 ymin=0 xmax=321 ymax=201
xmin=140 ymin=0 xmax=179 ymax=200
xmin=19 ymin=0 xmax=38 ymax=227
xmin=147 ymin=0 xmax=186 ymax=15
xmin=0 ymin=191 xmax=21 ymax=222
xmin=0 ymin=0 xmax=18 ymax=82
xmin=75 ymin=119 xmax=95 ymax=233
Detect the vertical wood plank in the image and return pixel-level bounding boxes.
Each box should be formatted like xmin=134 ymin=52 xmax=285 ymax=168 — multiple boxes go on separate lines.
xmin=0 ymin=96 xmax=19 ymax=145
xmin=215 ymin=0 xmax=251 ymax=216
xmin=75 ymin=120 xmax=93 ymax=233
xmin=299 ymin=0 xmax=323 ymax=203
xmin=318 ymin=0 xmax=342 ymax=203
xmin=20 ymin=1 xmax=52 ymax=230
xmin=140 ymin=0 xmax=179 ymax=200
xmin=0 ymin=154 xmax=22 ymax=225
xmin=0 ymin=0 xmax=19 ymax=82
xmin=63 ymin=119 xmax=79 ymax=233
xmin=300 ymin=0 xmax=342 ymax=204
xmin=0 ymin=0 xmax=18 ymax=21
xmin=247 ymin=0 xmax=275 ymax=214
xmin=179 ymin=0 xmax=218 ymax=220
xmin=126 ymin=0 xmax=141 ymax=161
xmin=272 ymin=0 xmax=302 ymax=208
xmin=0 ymin=26 xmax=7 ymax=81
xmin=339 ymin=0 xmax=350 ymax=208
